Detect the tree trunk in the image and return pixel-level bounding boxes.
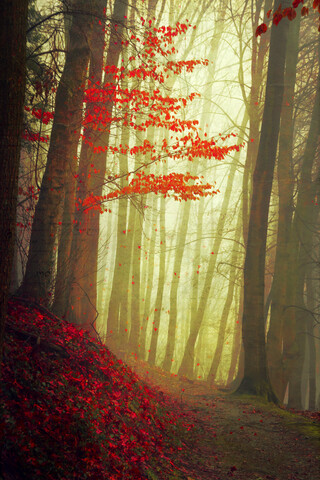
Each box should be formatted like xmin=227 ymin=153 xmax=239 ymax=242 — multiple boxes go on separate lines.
xmin=306 ymin=268 xmax=317 ymax=410
xmin=236 ymin=1 xmax=290 ymax=401
xmin=128 ymin=205 xmax=143 ymax=352
xmin=227 ymin=284 xmax=243 ymax=387
xmin=207 ymin=206 xmax=242 ymax=384
xmin=19 ymin=0 xmax=94 ymax=303
xmin=0 ymin=0 xmax=28 ymax=369
xmin=241 ymin=0 xmax=272 ymax=242
xmin=67 ymin=0 xmax=128 ymax=335
xmin=162 ymin=200 xmax=191 ymax=371
xmin=140 ymin=200 xmax=157 ymax=358
xmin=148 ymin=193 xmax=166 ymax=365
xmin=266 ymin=11 xmax=300 ymax=401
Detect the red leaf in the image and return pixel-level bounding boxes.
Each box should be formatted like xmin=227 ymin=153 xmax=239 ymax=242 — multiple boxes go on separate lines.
xmin=273 ymin=12 xmax=283 ymax=25
xmin=283 ymin=7 xmax=297 ymax=20
xmin=292 ymin=0 xmax=304 ymax=7
xmin=255 ymin=23 xmax=268 ymax=36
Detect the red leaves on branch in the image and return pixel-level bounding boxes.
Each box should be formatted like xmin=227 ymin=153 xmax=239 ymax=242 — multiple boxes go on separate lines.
xmin=78 ymin=19 xmax=242 ymax=210
xmin=24 ymin=106 xmax=54 ymax=125
xmin=255 ymin=23 xmax=268 ymax=37
xmin=255 ymin=0 xmax=317 ymax=37
xmin=282 ymin=7 xmax=297 ymax=20
xmin=273 ymin=4 xmax=284 ymax=25
xmin=79 ymin=172 xmax=221 ymax=213
xmin=22 ymin=130 xmax=49 ymax=143
xmin=22 ymin=107 xmax=54 ymax=143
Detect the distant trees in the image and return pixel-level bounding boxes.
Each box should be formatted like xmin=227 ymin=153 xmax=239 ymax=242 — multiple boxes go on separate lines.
xmin=16 ymin=0 xmax=236 ymax=340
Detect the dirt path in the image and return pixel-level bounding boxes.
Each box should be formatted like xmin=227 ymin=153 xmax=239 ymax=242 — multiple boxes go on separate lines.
xmin=179 ymin=390 xmax=319 ymax=480
xmin=126 ymin=359 xmax=320 ymax=480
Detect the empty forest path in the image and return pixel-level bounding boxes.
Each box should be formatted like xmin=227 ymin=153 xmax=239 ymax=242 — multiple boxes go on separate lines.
xmin=126 ymin=358 xmax=320 ymax=480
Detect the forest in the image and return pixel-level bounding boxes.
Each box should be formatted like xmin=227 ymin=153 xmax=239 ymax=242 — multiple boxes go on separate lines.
xmin=0 ymin=0 xmax=320 ymax=479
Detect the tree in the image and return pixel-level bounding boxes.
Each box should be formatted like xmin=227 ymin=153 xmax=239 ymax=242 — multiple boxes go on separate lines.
xmin=266 ymin=9 xmax=301 ymax=401
xmin=18 ymin=0 xmax=102 ymax=303
xmin=62 ymin=14 xmax=239 ymax=338
xmin=16 ymin=1 xmax=240 ymax=351
xmin=236 ymin=0 xmax=291 ymax=401
xmin=0 ymin=0 xmax=29 ymax=371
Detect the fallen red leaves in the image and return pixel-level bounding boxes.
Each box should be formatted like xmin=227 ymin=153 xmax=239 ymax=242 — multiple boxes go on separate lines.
xmin=0 ymin=299 xmax=194 ymax=479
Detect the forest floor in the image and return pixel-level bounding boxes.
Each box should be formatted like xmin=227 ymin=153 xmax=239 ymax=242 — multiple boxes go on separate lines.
xmin=1 ymin=298 xmax=319 ymax=480
xmin=125 ymin=357 xmax=320 ymax=480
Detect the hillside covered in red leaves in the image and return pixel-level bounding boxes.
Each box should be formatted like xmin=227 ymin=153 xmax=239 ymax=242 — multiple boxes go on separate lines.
xmin=0 ymin=299 xmax=196 ymax=480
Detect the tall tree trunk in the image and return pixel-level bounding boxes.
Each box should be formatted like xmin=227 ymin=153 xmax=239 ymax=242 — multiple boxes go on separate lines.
xmin=0 ymin=0 xmax=28 ymax=369
xmin=207 ymin=206 xmax=242 ymax=384
xmin=67 ymin=0 xmax=128 ymax=335
xmin=128 ymin=204 xmax=143 ymax=352
xmin=306 ymin=265 xmax=317 ymax=410
xmin=266 ymin=11 xmax=300 ymax=400
xmin=227 ymin=283 xmax=243 ymax=387
xmin=148 ymin=193 xmax=166 ymax=365
xmin=236 ymin=1 xmax=290 ymax=401
xmin=241 ymin=0 xmax=272 ymax=242
xmin=19 ymin=0 xmax=95 ymax=303
xmin=140 ymin=199 xmax=157 ymax=359
xmin=285 ymin=59 xmax=320 ymax=407
xmin=162 ymin=200 xmax=192 ymax=371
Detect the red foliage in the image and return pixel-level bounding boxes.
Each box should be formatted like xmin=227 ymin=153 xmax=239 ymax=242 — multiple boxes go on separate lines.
xmin=255 ymin=23 xmax=268 ymax=37
xmin=22 ymin=130 xmax=49 ymax=143
xmin=79 ymin=21 xmax=242 ymax=209
xmin=282 ymin=7 xmax=297 ymax=20
xmin=24 ymin=106 xmax=54 ymax=125
xmin=79 ymin=172 xmax=220 ymax=214
xmin=0 ymin=299 xmax=196 ymax=479
xmin=255 ymin=0 xmax=318 ymax=36
xmin=273 ymin=4 xmax=284 ymax=25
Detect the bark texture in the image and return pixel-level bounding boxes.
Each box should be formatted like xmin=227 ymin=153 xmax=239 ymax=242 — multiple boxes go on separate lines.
xmin=0 ymin=0 xmax=28 ymax=370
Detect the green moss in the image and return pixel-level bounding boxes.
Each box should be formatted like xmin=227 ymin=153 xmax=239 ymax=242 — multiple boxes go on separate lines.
xmin=230 ymin=392 xmax=320 ymax=451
